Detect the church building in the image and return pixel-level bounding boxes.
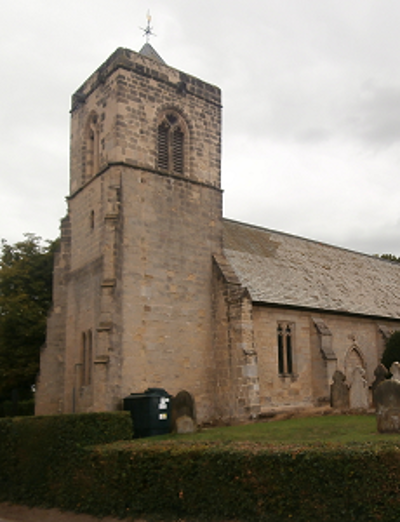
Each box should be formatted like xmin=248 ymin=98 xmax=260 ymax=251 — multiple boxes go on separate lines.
xmin=35 ymin=44 xmax=400 ymax=423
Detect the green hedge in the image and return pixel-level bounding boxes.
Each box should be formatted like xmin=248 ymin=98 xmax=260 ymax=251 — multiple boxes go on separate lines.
xmin=67 ymin=442 xmax=400 ymax=522
xmin=0 ymin=417 xmax=15 ymax=496
xmin=2 ymin=414 xmax=400 ymax=521
xmin=0 ymin=412 xmax=133 ymax=505
xmin=0 ymin=399 xmax=35 ymax=417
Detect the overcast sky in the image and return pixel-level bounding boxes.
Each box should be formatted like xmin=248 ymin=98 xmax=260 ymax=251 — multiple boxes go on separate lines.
xmin=2 ymin=0 xmax=400 ymax=255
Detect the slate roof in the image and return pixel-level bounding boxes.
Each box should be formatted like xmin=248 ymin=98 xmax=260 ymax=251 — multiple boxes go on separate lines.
xmin=139 ymin=43 xmax=165 ymax=64
xmin=222 ymin=218 xmax=400 ymax=319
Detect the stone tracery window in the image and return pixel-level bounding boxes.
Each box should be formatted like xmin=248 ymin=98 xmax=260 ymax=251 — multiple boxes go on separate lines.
xmin=277 ymin=323 xmax=294 ymax=375
xmin=157 ymin=112 xmax=185 ymax=174
xmin=344 ymin=345 xmax=365 ymax=384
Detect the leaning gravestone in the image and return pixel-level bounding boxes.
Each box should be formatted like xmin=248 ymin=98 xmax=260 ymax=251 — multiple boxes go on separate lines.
xmin=171 ymin=390 xmax=197 ymax=434
xmin=371 ymin=363 xmax=389 ymax=406
xmin=375 ymin=362 xmax=400 ymax=433
xmin=349 ymin=366 xmax=369 ymax=410
xmin=330 ymin=370 xmax=349 ymax=410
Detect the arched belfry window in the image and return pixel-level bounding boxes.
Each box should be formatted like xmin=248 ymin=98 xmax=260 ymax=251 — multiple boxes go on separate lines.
xmin=157 ymin=113 xmax=185 ymax=174
xmin=84 ymin=112 xmax=100 ymax=181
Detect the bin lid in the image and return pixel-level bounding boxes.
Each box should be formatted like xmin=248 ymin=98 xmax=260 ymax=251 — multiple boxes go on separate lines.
xmin=145 ymin=387 xmax=171 ymax=397
xmin=124 ymin=387 xmax=171 ymax=399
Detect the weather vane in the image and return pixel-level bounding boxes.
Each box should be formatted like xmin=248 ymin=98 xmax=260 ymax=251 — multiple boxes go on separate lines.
xmin=140 ymin=11 xmax=156 ymax=43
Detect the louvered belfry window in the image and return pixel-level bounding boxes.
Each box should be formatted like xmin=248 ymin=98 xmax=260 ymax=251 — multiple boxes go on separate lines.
xmin=157 ymin=121 xmax=169 ymax=170
xmin=157 ymin=113 xmax=185 ymax=174
xmin=172 ymin=127 xmax=184 ymax=173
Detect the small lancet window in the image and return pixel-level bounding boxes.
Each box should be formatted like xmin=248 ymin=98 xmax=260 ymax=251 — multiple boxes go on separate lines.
xmin=81 ymin=332 xmax=87 ymax=387
xmin=157 ymin=112 xmax=185 ymax=174
xmin=277 ymin=323 xmax=294 ymax=375
xmin=81 ymin=329 xmax=93 ymax=387
xmin=84 ymin=113 xmax=100 ymax=181
xmin=86 ymin=329 xmax=93 ymax=386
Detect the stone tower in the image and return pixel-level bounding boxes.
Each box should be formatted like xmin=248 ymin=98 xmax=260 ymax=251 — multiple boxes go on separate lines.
xmin=36 ymin=46 xmax=223 ymax=422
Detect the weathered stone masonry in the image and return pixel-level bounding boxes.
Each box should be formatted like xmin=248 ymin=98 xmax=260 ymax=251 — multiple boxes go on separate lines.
xmin=36 ymin=44 xmax=400 ymax=423
xmin=37 ymin=46 xmax=225 ymax=422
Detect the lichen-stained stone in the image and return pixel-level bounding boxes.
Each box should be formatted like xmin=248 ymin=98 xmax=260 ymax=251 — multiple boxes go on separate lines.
xmin=175 ymin=415 xmax=196 ymax=434
xmin=330 ymin=370 xmax=349 ymax=410
xmin=171 ymin=390 xmax=196 ymax=433
xmin=372 ymin=363 xmax=389 ymax=406
xmin=375 ymin=368 xmax=400 ymax=433
xmin=390 ymin=361 xmax=400 ymax=382
xmin=349 ymin=366 xmax=369 ymax=410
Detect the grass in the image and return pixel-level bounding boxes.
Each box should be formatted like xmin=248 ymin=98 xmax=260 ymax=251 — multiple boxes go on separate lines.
xmin=130 ymin=414 xmax=400 ymax=448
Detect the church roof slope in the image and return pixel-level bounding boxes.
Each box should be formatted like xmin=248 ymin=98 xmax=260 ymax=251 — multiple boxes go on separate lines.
xmin=223 ymin=218 xmax=400 ymax=319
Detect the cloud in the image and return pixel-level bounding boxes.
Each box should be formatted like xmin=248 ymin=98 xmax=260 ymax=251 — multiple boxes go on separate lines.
xmin=344 ymin=83 xmax=400 ymax=146
xmin=2 ymin=0 xmax=400 ymax=257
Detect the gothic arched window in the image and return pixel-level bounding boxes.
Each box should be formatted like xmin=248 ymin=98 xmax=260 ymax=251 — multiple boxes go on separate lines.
xmin=344 ymin=345 xmax=365 ymax=384
xmin=157 ymin=113 xmax=185 ymax=174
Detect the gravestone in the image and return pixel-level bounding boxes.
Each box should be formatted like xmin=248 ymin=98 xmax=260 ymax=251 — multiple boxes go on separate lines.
xmin=391 ymin=361 xmax=400 ymax=381
xmin=175 ymin=415 xmax=196 ymax=434
xmin=330 ymin=370 xmax=349 ymax=410
xmin=171 ymin=390 xmax=196 ymax=433
xmin=371 ymin=363 xmax=389 ymax=405
xmin=349 ymin=366 xmax=369 ymax=410
xmin=375 ymin=362 xmax=400 ymax=433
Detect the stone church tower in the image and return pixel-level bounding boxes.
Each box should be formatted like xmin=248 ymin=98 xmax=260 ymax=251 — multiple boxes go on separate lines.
xmin=36 ymin=45 xmax=223 ymax=421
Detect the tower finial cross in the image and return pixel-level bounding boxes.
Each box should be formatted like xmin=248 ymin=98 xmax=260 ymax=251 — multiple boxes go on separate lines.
xmin=141 ymin=11 xmax=156 ymax=43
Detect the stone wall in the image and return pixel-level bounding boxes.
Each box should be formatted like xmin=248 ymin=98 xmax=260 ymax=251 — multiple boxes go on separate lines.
xmin=211 ymin=254 xmax=260 ymax=423
xmin=254 ymin=305 xmax=400 ymax=412
xmin=69 ymin=47 xmax=221 ymax=195
xmin=118 ymin=164 xmax=222 ymax=422
xmin=254 ymin=307 xmax=314 ymax=411
xmin=35 ymin=216 xmax=71 ymax=415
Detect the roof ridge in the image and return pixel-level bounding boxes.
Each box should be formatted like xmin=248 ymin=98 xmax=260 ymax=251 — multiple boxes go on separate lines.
xmin=222 ymin=217 xmax=391 ymax=264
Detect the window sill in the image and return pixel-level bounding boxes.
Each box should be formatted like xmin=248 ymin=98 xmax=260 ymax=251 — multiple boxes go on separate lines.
xmin=278 ymin=373 xmax=298 ymax=381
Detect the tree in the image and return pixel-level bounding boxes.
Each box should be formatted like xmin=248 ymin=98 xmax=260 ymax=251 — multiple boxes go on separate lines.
xmin=380 ymin=254 xmax=400 ymax=263
xmin=0 ymin=234 xmax=57 ymax=399
xmin=381 ymin=330 xmax=400 ymax=372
